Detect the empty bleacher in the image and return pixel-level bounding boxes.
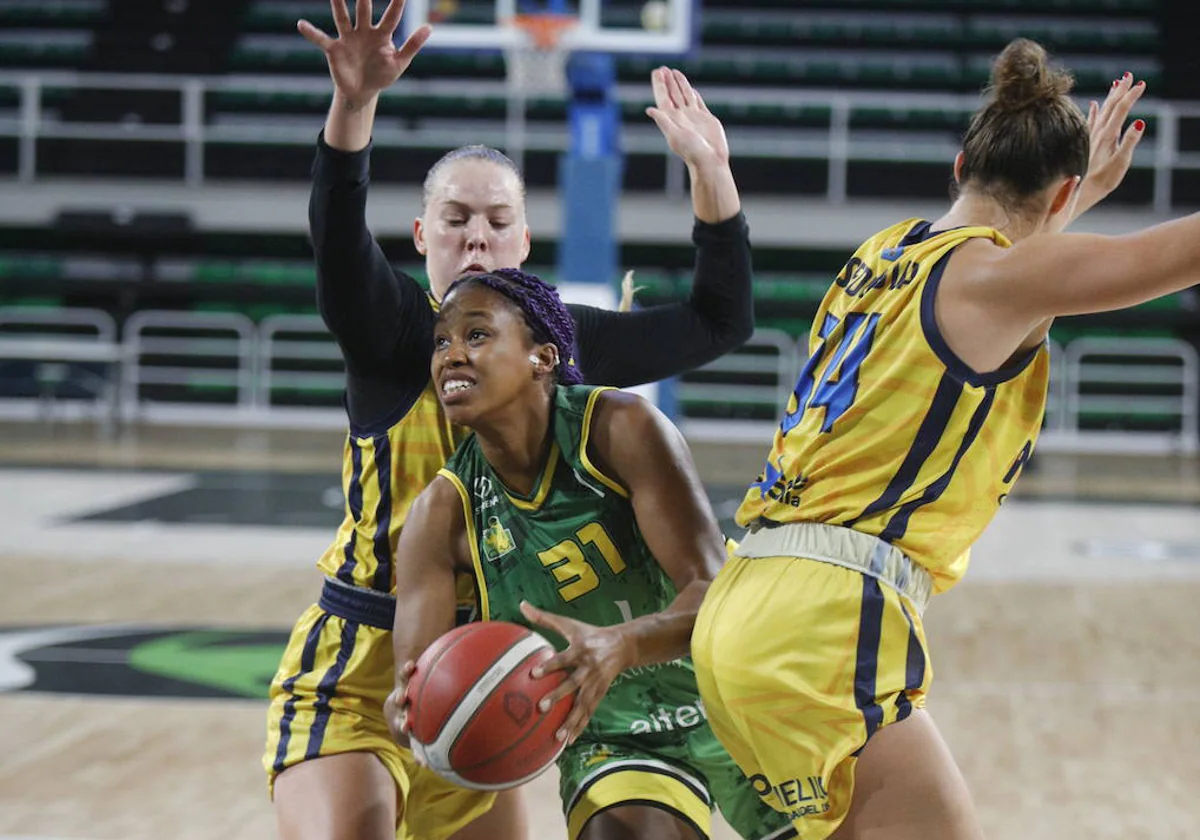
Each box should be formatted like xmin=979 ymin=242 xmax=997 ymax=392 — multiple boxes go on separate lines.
xmin=0 ymin=0 xmax=1196 ymax=450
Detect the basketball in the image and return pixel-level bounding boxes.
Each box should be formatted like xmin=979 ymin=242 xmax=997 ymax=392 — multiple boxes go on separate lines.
xmin=405 ymin=621 xmax=574 ymax=790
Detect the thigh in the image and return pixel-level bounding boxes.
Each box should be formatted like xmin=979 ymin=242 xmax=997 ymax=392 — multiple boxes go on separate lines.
xmin=274 ymin=752 xmax=397 ymax=840
xmin=580 ymin=804 xmax=702 ymax=840
xmin=832 ymin=709 xmax=983 ymax=840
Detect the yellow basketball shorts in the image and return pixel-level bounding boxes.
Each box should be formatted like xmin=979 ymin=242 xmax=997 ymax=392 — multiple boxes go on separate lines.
xmin=264 ymin=602 xmax=494 ymax=840
xmin=692 ymin=554 xmax=932 ymax=840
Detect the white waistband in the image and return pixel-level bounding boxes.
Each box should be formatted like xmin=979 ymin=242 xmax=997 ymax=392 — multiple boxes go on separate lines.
xmin=736 ymin=522 xmax=932 ymax=614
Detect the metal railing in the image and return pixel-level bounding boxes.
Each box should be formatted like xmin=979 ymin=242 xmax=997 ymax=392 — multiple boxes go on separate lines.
xmin=1062 ymin=337 xmax=1198 ymax=453
xmin=0 ymin=305 xmax=122 ymax=433
xmin=0 ymin=308 xmax=1196 ymax=453
xmin=122 ymin=310 xmax=257 ymax=415
xmin=677 ymin=328 xmax=798 ymax=417
xmin=1045 ymin=338 xmax=1068 ymax=433
xmin=258 ymin=313 xmax=345 ymax=408
xmin=2 ymin=70 xmax=1200 ymax=210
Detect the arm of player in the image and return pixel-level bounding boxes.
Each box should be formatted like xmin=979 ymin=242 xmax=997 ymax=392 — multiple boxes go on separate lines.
xmin=949 ymin=209 xmax=1200 ymax=349
xmin=303 ymin=0 xmax=439 ymax=383
xmin=568 ymin=68 xmax=752 ymax=387
xmin=567 ymin=205 xmax=752 ymax=386
xmin=310 ymin=136 xmax=439 ymax=404
xmin=384 ymin=477 xmax=468 ymax=749
xmin=303 ymin=2 xmax=445 ymax=422
xmin=939 ymin=92 xmax=1200 ymax=377
xmin=522 ymin=390 xmax=726 ymax=744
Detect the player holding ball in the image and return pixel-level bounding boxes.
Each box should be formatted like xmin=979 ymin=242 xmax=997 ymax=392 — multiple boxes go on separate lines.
xmin=385 ymin=268 xmax=795 ymax=840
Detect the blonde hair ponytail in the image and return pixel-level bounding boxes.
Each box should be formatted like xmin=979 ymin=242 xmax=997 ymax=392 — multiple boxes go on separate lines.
xmin=618 ymin=270 xmax=646 ymax=312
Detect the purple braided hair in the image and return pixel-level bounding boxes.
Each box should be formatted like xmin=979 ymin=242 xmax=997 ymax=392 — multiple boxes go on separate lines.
xmin=444 ymin=268 xmax=585 ymax=385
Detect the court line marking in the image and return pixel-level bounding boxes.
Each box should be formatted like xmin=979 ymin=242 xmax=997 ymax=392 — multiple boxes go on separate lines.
xmin=19 ymin=648 xmax=130 ymax=664
xmin=0 ymin=624 xmax=152 ymax=691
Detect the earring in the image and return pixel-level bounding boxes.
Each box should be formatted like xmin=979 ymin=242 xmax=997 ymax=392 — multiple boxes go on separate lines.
xmin=529 ymin=354 xmax=539 ymax=366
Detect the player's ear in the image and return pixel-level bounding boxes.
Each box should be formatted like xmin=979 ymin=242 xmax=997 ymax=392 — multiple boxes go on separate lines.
xmin=414 ymin=216 xmax=427 ymax=255
xmin=531 ymin=343 xmax=558 ymax=376
xmin=1048 ymin=175 xmax=1081 ymax=217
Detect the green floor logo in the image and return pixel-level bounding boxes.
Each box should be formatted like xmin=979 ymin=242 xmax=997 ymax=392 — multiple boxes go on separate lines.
xmin=0 ymin=625 xmax=287 ymax=699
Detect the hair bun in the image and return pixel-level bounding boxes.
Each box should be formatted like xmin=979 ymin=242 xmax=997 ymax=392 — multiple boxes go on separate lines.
xmin=989 ymin=38 xmax=1074 ymax=112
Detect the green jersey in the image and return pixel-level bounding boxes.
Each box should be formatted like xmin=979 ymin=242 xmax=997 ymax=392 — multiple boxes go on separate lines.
xmin=441 ymin=386 xmax=796 ymax=840
xmin=439 ymin=385 xmax=705 ymax=743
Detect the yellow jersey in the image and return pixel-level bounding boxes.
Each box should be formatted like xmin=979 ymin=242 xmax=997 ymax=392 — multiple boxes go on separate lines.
xmin=316 ymin=379 xmax=464 ymax=592
xmin=737 ymin=219 xmax=1049 ymax=593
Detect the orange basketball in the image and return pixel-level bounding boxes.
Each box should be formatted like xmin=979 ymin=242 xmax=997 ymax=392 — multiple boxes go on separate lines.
xmin=405 ymin=621 xmax=574 ymax=790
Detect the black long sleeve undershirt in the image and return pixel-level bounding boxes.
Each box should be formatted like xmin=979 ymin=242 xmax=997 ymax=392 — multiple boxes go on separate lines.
xmin=309 ymin=134 xmax=754 ymax=432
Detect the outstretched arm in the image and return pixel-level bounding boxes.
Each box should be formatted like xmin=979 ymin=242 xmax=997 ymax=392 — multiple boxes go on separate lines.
xmin=384 ymin=477 xmax=467 ymax=746
xmin=522 ymin=390 xmax=726 ymax=743
xmin=309 ymin=138 xmax=433 ymax=379
xmin=570 ymin=68 xmax=752 ymax=387
xmin=301 ymin=0 xmax=440 ymax=422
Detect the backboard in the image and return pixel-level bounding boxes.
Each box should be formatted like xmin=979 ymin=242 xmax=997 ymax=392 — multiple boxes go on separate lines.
xmin=402 ymin=0 xmax=695 ymax=55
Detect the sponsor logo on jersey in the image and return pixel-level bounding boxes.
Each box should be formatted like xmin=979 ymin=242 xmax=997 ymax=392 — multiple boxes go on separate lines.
xmin=474 ymin=476 xmax=501 ymax=510
xmin=750 ymin=455 xmax=807 ymax=507
xmin=629 ymin=699 xmax=709 ymax=735
xmin=481 ymin=515 xmax=516 ymax=561
xmin=749 ymin=773 xmax=831 ymax=820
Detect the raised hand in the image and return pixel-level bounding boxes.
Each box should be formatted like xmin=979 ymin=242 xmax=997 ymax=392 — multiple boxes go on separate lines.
xmin=520 ymin=601 xmax=635 ymax=746
xmin=645 ymin=67 xmax=730 ymax=171
xmin=298 ymin=0 xmax=432 ymax=107
xmin=1074 ymin=71 xmax=1147 ymax=219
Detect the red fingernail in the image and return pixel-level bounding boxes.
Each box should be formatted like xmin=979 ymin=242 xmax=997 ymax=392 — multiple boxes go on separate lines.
xmin=1134 ymin=119 xmax=1145 ymax=131
xmin=1124 ymin=71 xmax=1132 ymax=79
xmin=1112 ymin=80 xmax=1119 ymax=87
xmin=1136 ymin=80 xmax=1145 ymax=88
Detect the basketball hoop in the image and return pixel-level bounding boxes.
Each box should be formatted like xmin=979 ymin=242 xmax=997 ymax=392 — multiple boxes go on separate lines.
xmin=504 ymin=12 xmax=576 ymax=98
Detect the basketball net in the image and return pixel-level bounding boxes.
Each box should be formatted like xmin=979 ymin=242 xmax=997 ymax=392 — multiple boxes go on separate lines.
xmin=504 ymin=13 xmax=576 ymax=98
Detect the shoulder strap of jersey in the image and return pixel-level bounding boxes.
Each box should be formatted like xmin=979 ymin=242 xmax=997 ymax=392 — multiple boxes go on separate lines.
xmin=434 ymin=467 xmax=490 ymax=620
xmin=563 ymin=385 xmax=629 ymax=499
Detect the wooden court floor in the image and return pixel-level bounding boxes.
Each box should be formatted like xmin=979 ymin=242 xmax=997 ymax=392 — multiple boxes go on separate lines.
xmin=0 ymin=421 xmax=1198 ymax=840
